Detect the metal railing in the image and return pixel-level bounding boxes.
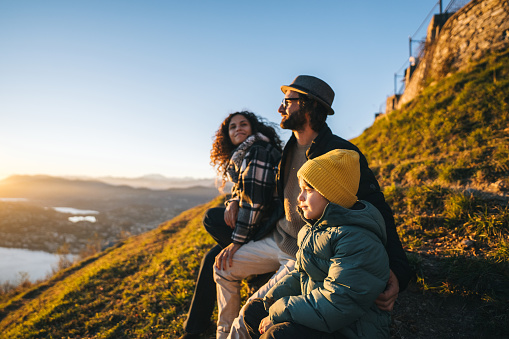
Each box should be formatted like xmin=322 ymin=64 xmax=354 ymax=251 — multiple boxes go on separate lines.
xmin=392 ymin=0 xmax=472 ymax=95
xmin=445 ymin=0 xmax=472 ymax=13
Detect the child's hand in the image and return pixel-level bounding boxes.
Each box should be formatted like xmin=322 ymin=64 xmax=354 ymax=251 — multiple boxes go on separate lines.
xmin=259 ymin=316 xmax=274 ymax=334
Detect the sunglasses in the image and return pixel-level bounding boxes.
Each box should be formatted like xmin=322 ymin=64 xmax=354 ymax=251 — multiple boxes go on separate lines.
xmin=281 ymin=98 xmax=300 ymax=108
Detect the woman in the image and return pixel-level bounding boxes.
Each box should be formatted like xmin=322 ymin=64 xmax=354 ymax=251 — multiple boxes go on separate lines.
xmin=180 ymin=111 xmax=283 ymax=339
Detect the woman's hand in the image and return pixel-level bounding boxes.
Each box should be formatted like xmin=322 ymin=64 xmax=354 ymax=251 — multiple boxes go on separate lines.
xmin=224 ymin=200 xmax=239 ymax=229
xmin=375 ymin=269 xmax=399 ymax=311
xmin=215 ymin=243 xmax=242 ymax=270
xmin=259 ymin=316 xmax=274 ymax=334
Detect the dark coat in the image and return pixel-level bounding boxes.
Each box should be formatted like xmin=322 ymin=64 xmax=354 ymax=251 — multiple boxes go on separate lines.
xmin=271 ymin=124 xmax=411 ymax=291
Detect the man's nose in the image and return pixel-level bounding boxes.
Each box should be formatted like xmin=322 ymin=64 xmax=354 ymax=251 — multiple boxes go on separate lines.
xmin=278 ymin=104 xmax=285 ymax=114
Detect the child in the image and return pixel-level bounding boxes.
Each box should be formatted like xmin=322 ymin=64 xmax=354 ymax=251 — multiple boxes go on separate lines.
xmin=243 ymin=149 xmax=391 ymax=338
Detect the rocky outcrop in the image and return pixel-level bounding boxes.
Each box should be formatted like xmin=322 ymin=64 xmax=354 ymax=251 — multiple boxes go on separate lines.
xmin=396 ymin=0 xmax=509 ymax=108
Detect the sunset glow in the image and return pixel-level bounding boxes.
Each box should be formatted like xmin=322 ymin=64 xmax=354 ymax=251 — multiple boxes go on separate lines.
xmin=0 ymin=1 xmax=443 ymax=180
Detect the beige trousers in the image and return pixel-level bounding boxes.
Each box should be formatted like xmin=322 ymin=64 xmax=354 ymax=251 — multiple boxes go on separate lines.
xmin=213 ymin=231 xmax=295 ymax=339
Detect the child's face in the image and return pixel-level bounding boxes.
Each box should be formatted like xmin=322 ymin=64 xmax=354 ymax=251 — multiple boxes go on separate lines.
xmin=298 ymin=177 xmax=329 ymax=220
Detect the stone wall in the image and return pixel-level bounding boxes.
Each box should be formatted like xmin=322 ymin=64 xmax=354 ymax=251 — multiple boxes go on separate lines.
xmin=396 ymin=0 xmax=509 ymax=108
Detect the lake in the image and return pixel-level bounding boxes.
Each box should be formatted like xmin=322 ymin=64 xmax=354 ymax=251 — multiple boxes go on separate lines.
xmin=52 ymin=207 xmax=99 ymax=223
xmin=52 ymin=207 xmax=99 ymax=215
xmin=0 ymin=201 xmax=95 ymax=286
xmin=0 ymin=247 xmax=75 ymax=285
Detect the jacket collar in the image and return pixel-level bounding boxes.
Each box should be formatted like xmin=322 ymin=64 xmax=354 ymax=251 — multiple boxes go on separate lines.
xmin=300 ymin=201 xmax=387 ymax=245
xmin=284 ymin=123 xmax=332 ymax=160
xmin=307 ymin=124 xmax=332 ymax=159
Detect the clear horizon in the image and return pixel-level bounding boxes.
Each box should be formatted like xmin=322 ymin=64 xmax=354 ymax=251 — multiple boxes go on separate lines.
xmin=0 ymin=173 xmax=216 ymax=181
xmin=0 ymin=1 xmax=449 ymax=180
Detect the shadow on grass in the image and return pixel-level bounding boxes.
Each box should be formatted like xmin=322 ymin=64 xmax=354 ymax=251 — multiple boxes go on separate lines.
xmin=392 ymin=252 xmax=509 ymax=338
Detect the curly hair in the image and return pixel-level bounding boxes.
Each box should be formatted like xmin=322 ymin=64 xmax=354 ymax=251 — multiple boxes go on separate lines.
xmin=298 ymin=93 xmax=328 ymax=132
xmin=210 ymin=111 xmax=283 ymax=188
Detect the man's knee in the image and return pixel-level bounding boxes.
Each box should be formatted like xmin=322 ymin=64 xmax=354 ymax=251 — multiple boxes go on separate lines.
xmin=213 ymin=263 xmax=238 ymax=284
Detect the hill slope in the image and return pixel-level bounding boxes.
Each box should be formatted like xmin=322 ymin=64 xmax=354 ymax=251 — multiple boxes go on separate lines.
xmin=351 ymin=48 xmax=509 ymax=338
xmin=353 ymin=49 xmax=509 ymax=192
xmin=0 ymin=197 xmax=222 ymax=338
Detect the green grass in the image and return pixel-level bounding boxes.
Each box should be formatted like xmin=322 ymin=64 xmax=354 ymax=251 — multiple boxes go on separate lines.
xmin=1 ymin=45 xmax=509 ymax=339
xmin=355 ymin=48 xmax=509 ymax=337
xmin=354 ymin=49 xmax=509 ymax=188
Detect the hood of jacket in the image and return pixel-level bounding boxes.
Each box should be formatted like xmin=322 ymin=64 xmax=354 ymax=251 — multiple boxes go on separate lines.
xmin=300 ymin=200 xmax=387 ymax=246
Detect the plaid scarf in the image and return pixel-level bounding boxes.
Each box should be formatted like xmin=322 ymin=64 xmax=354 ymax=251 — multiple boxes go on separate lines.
xmin=227 ymin=132 xmax=269 ymax=183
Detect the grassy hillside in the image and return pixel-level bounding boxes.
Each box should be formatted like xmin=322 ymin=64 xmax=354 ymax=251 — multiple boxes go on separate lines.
xmin=352 ymin=48 xmax=509 ymax=262
xmin=0 ymin=197 xmax=222 ymax=338
xmin=1 ymin=51 xmax=508 ymax=339
xmin=352 ymin=49 xmax=509 ymax=338
xmin=354 ymin=49 xmax=509 ymax=189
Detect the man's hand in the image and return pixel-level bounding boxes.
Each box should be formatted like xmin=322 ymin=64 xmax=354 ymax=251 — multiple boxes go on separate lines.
xmin=224 ymin=200 xmax=239 ymax=229
xmin=375 ymin=269 xmax=399 ymax=311
xmin=259 ymin=316 xmax=274 ymax=334
xmin=215 ymin=243 xmax=242 ymax=270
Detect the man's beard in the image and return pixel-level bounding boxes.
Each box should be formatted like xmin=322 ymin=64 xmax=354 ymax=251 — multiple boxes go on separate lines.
xmin=280 ymin=108 xmax=307 ymax=131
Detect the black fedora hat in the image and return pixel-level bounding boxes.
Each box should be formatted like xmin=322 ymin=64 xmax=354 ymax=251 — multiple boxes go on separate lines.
xmin=281 ymin=75 xmax=335 ymax=115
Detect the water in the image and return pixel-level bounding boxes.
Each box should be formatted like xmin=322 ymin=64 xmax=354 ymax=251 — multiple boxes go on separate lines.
xmin=68 ymin=215 xmax=97 ymax=223
xmin=0 ymin=201 xmax=91 ymax=285
xmin=0 ymin=247 xmax=75 ymax=285
xmin=52 ymin=207 xmax=99 ymax=215
xmin=52 ymin=207 xmax=99 ymax=223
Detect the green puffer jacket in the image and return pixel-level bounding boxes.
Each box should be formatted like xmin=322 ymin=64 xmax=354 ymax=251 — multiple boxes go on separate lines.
xmin=264 ymin=201 xmax=391 ymax=338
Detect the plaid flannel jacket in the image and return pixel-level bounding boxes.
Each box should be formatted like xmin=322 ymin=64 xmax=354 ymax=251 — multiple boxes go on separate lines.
xmin=227 ymin=140 xmax=281 ymax=244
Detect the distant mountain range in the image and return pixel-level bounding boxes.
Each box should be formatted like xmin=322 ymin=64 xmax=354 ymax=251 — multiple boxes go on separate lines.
xmin=65 ymin=174 xmax=217 ymax=190
xmin=0 ymin=175 xmax=219 ymax=210
xmin=0 ymin=174 xmax=221 ymax=253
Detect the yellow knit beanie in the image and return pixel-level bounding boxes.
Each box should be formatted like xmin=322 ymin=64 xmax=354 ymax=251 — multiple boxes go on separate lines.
xmin=297 ymin=149 xmax=360 ymax=209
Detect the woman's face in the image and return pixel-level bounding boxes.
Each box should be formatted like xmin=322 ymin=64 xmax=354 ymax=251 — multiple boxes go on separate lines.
xmin=228 ymin=114 xmax=253 ymax=146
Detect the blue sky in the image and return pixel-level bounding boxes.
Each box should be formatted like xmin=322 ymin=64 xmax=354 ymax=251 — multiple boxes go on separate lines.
xmin=0 ymin=1 xmax=447 ymax=180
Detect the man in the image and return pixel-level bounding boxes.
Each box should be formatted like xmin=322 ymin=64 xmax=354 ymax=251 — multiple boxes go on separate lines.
xmin=214 ymin=75 xmax=411 ymax=339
